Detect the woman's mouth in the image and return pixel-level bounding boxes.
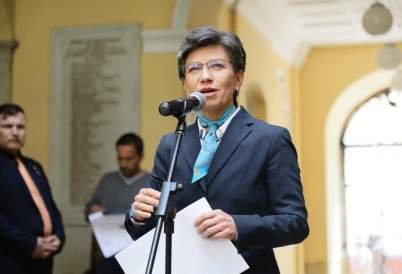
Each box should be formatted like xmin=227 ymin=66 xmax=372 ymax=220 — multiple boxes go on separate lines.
xmin=199 ymin=88 xmax=217 ymax=96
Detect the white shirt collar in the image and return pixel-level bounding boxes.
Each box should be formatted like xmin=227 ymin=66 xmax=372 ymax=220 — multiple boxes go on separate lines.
xmin=197 ymin=106 xmax=241 ymax=140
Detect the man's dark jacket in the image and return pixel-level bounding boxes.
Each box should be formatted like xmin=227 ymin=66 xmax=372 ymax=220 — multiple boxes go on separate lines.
xmin=0 ymin=150 xmax=65 ymax=274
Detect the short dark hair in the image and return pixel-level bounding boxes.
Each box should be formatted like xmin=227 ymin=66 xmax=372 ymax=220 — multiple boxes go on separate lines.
xmin=177 ymin=26 xmax=246 ymax=106
xmin=0 ymin=104 xmax=24 ymax=118
xmin=115 ymin=133 xmax=144 ymax=154
xmin=177 ymin=26 xmax=246 ymax=79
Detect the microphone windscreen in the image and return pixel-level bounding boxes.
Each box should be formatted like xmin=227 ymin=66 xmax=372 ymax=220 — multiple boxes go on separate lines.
xmin=190 ymin=92 xmax=206 ymax=111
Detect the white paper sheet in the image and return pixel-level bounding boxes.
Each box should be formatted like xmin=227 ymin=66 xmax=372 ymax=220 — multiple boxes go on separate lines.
xmin=115 ymin=198 xmax=249 ymax=274
xmin=89 ymin=212 xmax=133 ymax=258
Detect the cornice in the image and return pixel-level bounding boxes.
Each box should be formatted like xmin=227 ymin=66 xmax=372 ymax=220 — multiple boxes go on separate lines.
xmin=141 ymin=0 xmax=311 ymax=67
xmin=141 ymin=0 xmax=191 ymax=54
xmin=235 ymin=0 xmax=310 ymax=68
xmin=141 ymin=27 xmax=189 ymax=54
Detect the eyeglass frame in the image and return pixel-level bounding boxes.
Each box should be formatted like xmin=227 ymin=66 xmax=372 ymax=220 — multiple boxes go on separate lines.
xmin=181 ymin=58 xmax=233 ymax=76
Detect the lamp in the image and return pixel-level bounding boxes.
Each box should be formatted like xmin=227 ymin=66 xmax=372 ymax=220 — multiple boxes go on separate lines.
xmin=376 ymin=43 xmax=402 ymax=69
xmin=391 ymin=70 xmax=402 ymax=91
xmin=362 ymin=2 xmax=393 ymax=35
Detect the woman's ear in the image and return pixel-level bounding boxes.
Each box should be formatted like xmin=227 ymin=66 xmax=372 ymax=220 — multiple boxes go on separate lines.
xmin=234 ymin=70 xmax=244 ymax=91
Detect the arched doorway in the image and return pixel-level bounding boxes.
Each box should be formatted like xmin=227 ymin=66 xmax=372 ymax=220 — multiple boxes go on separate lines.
xmin=343 ymin=89 xmax=402 ymax=274
xmin=325 ymin=69 xmax=396 ymax=274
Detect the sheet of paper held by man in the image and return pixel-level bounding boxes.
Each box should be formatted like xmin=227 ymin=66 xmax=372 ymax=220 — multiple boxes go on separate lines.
xmin=115 ymin=197 xmax=249 ymax=274
xmin=88 ymin=212 xmax=133 ymax=258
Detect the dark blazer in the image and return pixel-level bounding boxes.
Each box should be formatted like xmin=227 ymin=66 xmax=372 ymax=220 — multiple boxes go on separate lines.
xmin=0 ymin=150 xmax=65 ymax=274
xmin=126 ymin=107 xmax=309 ymax=273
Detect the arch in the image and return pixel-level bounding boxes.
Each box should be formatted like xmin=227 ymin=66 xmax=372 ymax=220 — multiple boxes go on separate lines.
xmin=324 ymin=69 xmax=395 ymax=274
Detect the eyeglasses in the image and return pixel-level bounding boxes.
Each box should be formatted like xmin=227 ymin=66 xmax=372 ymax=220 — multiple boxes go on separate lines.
xmin=182 ymin=58 xmax=232 ymax=76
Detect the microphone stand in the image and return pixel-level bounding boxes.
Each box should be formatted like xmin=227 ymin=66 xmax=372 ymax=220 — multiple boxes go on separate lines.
xmin=145 ymin=115 xmax=186 ymax=274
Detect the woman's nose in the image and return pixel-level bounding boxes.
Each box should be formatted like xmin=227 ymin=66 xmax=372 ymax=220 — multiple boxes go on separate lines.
xmin=199 ymin=65 xmax=213 ymax=82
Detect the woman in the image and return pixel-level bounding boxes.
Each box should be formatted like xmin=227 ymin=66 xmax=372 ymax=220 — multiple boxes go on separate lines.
xmin=126 ymin=26 xmax=309 ymax=274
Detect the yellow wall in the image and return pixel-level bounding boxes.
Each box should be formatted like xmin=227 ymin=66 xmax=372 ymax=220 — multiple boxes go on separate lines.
xmin=237 ymin=15 xmax=294 ymax=128
xmin=0 ymin=0 xmax=13 ymax=40
xmin=12 ymin=0 xmax=180 ymax=172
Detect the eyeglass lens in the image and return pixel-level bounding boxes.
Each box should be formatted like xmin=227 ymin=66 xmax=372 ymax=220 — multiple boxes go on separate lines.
xmin=184 ymin=59 xmax=230 ymax=75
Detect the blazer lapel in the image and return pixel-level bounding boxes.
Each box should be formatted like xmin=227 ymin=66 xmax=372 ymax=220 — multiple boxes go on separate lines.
xmin=205 ymin=108 xmax=254 ymax=187
xmin=183 ymin=122 xmax=201 ymax=170
xmin=182 ymin=121 xmax=209 ymax=193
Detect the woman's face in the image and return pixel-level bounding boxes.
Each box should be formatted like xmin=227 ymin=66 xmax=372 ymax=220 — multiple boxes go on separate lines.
xmin=181 ymin=45 xmax=244 ymax=120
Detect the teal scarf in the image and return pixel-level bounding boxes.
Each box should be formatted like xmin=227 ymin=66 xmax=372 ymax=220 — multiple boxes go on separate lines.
xmin=191 ymin=105 xmax=236 ymax=183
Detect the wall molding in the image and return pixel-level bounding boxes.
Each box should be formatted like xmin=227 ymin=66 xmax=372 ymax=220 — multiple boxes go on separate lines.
xmin=141 ymin=28 xmax=189 ymax=54
xmin=141 ymin=0 xmax=191 ymax=54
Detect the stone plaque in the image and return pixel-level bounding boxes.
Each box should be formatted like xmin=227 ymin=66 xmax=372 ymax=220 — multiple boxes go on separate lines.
xmin=50 ymin=24 xmax=141 ymax=225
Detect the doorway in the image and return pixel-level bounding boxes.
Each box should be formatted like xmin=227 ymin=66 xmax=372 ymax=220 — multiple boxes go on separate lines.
xmin=343 ymin=89 xmax=402 ymax=274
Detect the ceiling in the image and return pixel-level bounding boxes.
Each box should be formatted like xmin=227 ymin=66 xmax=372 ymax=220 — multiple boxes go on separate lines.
xmin=230 ymin=0 xmax=402 ymax=67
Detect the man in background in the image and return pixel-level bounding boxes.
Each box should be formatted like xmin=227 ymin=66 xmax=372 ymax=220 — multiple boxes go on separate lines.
xmin=0 ymin=103 xmax=65 ymax=274
xmin=85 ymin=132 xmax=150 ymax=274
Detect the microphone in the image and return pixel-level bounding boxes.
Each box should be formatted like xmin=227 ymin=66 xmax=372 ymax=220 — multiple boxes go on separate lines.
xmin=159 ymin=92 xmax=206 ymax=117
